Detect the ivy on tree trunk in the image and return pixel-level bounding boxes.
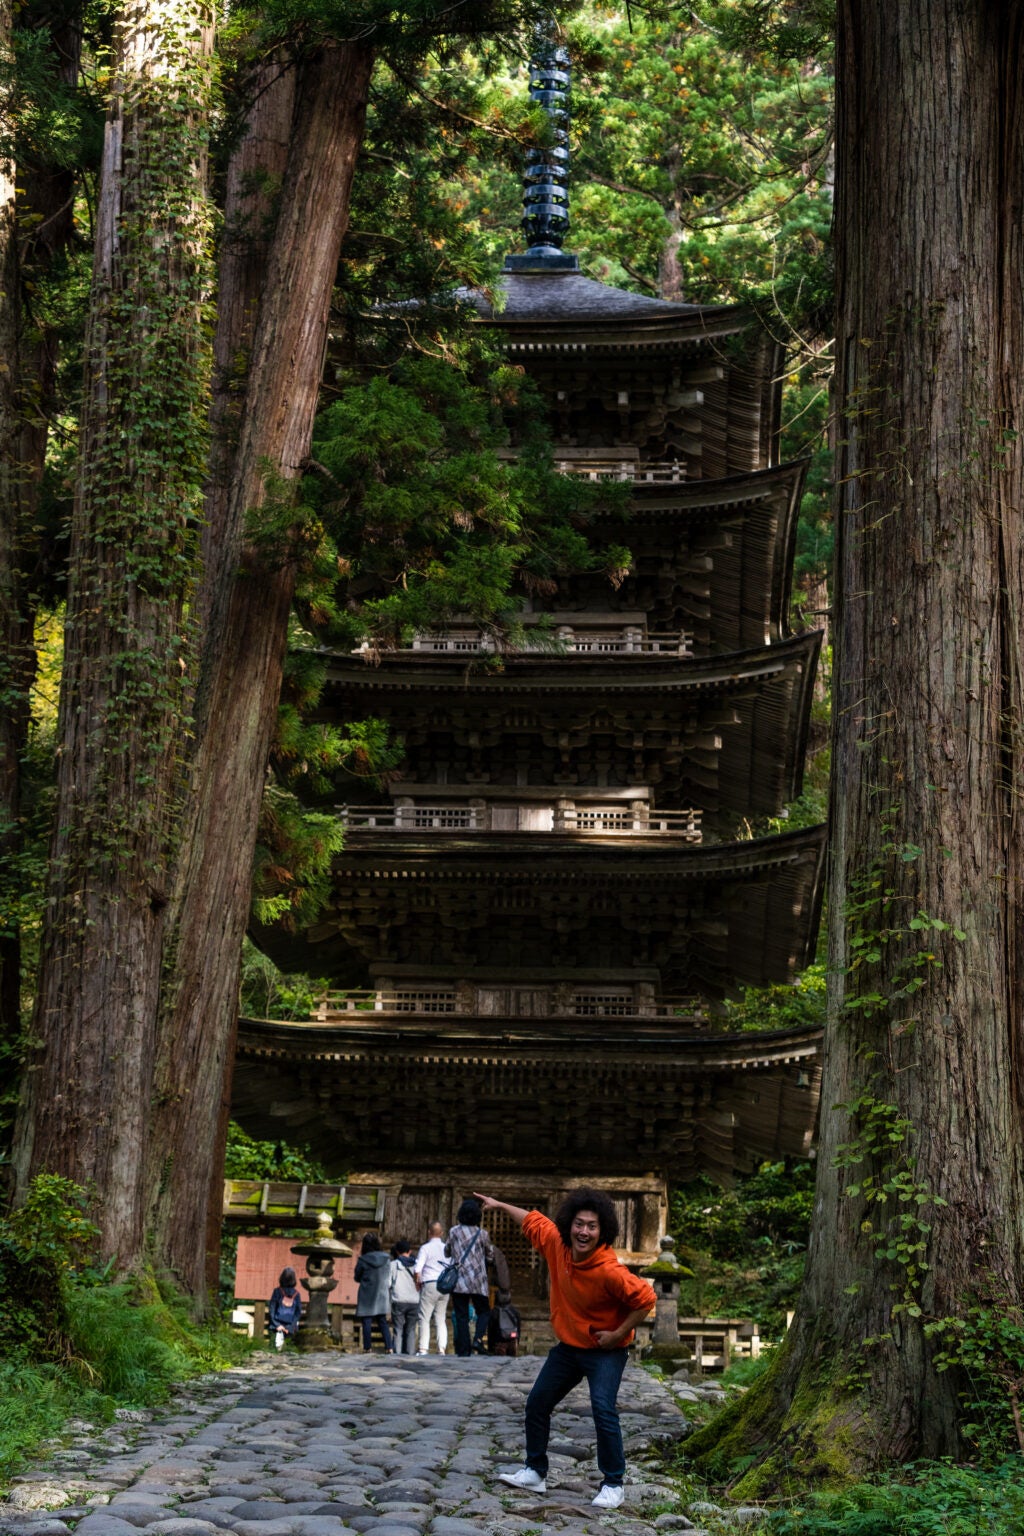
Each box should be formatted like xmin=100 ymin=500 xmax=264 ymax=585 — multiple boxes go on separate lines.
xmin=145 ymin=39 xmax=375 ymax=1300
xmin=12 ymin=0 xmax=215 ymax=1270
xmin=687 ymin=0 xmax=1024 ymax=1480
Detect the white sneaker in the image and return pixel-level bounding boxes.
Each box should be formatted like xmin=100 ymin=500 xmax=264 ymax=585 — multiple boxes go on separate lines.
xmin=498 ymin=1467 xmax=546 ymax=1493
xmin=592 ymin=1485 xmax=624 ymax=1509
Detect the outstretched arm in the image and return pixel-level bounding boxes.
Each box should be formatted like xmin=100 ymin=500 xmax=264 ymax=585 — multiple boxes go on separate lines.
xmin=474 ymin=1192 xmax=530 ymax=1226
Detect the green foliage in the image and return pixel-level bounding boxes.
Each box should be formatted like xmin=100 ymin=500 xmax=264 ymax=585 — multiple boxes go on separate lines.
xmin=238 ymin=938 xmax=329 ymax=1022
xmin=1 ymin=1172 xmax=99 ymax=1271
xmin=925 ymin=1290 xmax=1024 ymax=1459
xmin=719 ymin=963 xmax=826 ymax=1035
xmin=842 ymin=810 xmax=967 ymax=1025
xmin=670 ymin=1160 xmax=814 ymax=1336
xmin=0 ymin=1359 xmax=114 ymax=1486
xmin=250 ymin=786 xmax=346 ymax=931
xmin=571 ymin=10 xmax=832 ymax=326
xmin=766 ymin=1458 xmax=1024 ymax=1536
xmin=223 ymin=1120 xmax=327 ymax=1182
xmin=0 ymin=1177 xmax=247 ymax=1484
xmin=307 ymin=353 xmax=630 ymax=651
xmin=834 ymin=1091 xmax=945 ymax=1313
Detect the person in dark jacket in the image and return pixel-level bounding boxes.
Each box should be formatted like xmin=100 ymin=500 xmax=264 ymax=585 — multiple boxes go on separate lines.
xmin=268 ymin=1266 xmax=302 ymax=1350
xmin=354 ymin=1233 xmax=394 ymax=1353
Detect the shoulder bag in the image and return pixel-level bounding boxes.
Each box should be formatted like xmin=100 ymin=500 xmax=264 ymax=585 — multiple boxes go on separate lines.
xmin=437 ymin=1227 xmax=481 ymax=1294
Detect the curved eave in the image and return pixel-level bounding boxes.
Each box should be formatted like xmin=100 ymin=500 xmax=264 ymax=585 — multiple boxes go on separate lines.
xmin=331 ymin=821 xmax=825 ymax=880
xmin=320 ymin=631 xmax=821 ymax=696
xmin=622 ymin=461 xmax=807 ymax=516
xmin=486 ymin=302 xmax=757 ymax=349
xmin=236 ymin=1015 xmax=823 ymax=1072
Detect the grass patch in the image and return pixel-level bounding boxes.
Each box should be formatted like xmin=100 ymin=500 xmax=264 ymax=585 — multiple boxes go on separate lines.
xmin=0 ymin=1360 xmax=115 ymax=1485
xmin=0 ymin=1278 xmax=250 ymax=1490
xmin=765 ymin=1458 xmax=1024 ymax=1535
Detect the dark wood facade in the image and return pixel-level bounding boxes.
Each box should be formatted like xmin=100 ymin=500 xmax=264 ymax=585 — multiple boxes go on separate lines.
xmin=235 ymin=254 xmax=826 ymax=1216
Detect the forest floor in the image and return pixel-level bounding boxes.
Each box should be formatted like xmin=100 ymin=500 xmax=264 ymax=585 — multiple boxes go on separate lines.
xmin=0 ymin=1351 xmax=747 ymax=1536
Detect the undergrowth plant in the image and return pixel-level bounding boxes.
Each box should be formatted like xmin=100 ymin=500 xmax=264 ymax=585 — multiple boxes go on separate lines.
xmin=765 ymin=1458 xmax=1024 ymax=1536
xmin=0 ymin=1174 xmax=248 ymax=1490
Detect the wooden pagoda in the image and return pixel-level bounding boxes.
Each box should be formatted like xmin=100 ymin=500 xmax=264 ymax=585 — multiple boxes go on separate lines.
xmin=233 ymin=35 xmax=826 ymax=1254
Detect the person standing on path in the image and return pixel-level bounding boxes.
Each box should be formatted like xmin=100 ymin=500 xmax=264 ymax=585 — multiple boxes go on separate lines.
xmin=446 ymin=1197 xmax=494 ymax=1357
xmin=354 ymin=1233 xmax=394 ymax=1353
xmin=475 ymin=1187 xmax=657 ymax=1511
xmin=415 ymin=1221 xmax=451 ymax=1355
xmin=389 ymin=1239 xmax=420 ymax=1354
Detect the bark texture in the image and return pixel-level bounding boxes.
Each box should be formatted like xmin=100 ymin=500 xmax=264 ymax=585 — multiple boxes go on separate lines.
xmin=146 ymin=40 xmax=374 ymax=1299
xmin=0 ymin=0 xmax=23 ymax=1047
xmin=12 ymin=0 xmax=214 ymax=1267
xmin=0 ymin=2 xmax=82 ymax=1050
xmin=689 ymin=0 xmax=1024 ymax=1479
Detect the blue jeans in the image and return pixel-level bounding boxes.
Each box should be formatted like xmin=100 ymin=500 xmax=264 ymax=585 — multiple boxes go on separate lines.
xmin=525 ymin=1342 xmax=629 ymax=1485
xmin=360 ymin=1314 xmax=393 ymax=1351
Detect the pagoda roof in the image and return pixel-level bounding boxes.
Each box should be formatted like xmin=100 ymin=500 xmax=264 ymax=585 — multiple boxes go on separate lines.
xmin=317 ymin=632 xmax=820 ymax=819
xmin=252 ymin=823 xmax=826 ymax=998
xmin=471 ymin=268 xmax=750 ymax=339
xmin=232 ymin=1014 xmax=822 ymax=1182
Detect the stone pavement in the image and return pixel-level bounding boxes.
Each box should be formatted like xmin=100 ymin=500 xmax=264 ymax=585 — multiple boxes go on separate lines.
xmin=0 ymin=1353 xmax=731 ymax=1536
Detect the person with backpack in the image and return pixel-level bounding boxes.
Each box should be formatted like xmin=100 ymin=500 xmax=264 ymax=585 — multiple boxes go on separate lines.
xmin=474 ymin=1187 xmax=656 ymax=1511
xmin=389 ymin=1239 xmax=420 ymax=1354
xmin=445 ymin=1197 xmax=494 ymax=1357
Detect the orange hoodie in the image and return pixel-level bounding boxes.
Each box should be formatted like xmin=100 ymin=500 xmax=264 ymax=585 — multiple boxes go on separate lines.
xmin=523 ymin=1211 xmax=656 ymax=1350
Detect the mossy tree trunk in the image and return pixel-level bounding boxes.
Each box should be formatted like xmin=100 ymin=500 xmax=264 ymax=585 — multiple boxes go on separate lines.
xmin=690 ymin=0 xmax=1024 ymax=1484
xmin=0 ymin=0 xmax=82 ymax=1057
xmin=0 ymin=0 xmax=24 ymax=1050
xmin=11 ymin=0 xmax=215 ymax=1269
xmin=145 ymin=40 xmax=374 ymax=1301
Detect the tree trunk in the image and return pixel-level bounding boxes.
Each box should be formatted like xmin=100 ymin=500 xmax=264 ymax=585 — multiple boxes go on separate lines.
xmin=688 ymin=0 xmax=1024 ymax=1482
xmin=0 ymin=1 xmax=82 ymax=1057
xmin=12 ymin=0 xmax=214 ymax=1268
xmin=147 ymin=39 xmax=374 ymax=1301
xmin=0 ymin=0 xmax=24 ymax=1050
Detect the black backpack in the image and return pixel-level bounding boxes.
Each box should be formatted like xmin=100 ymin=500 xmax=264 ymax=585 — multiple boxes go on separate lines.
xmin=492 ymin=1302 xmax=520 ymax=1342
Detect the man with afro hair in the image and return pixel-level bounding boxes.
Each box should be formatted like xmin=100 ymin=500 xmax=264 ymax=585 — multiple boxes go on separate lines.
xmin=474 ymin=1187 xmax=656 ymax=1511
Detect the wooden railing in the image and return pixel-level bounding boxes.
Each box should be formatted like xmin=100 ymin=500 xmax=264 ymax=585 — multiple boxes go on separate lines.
xmin=337 ymin=804 xmax=702 ymax=839
xmin=307 ymin=988 xmax=707 ymax=1022
xmin=398 ymin=628 xmax=694 ymax=658
xmin=222 ymin=1180 xmax=386 ymax=1226
xmin=636 ymin=1315 xmax=762 ymax=1371
xmin=554 ymin=457 xmax=686 ymax=485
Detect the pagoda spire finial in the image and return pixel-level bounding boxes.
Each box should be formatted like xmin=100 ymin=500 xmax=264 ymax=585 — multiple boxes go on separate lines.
xmin=504 ymin=17 xmax=579 ymax=273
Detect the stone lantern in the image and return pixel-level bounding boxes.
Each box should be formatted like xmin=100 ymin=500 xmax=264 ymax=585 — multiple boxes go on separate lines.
xmin=640 ymin=1235 xmax=691 ymax=1373
xmin=290 ymin=1211 xmax=352 ymax=1350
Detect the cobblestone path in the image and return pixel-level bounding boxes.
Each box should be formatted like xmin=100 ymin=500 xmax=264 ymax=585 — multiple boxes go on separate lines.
xmin=0 ymin=1354 xmax=713 ymax=1536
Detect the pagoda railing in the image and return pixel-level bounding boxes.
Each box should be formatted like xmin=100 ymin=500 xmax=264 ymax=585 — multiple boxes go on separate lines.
xmin=554 ymin=456 xmax=686 ymax=485
xmin=337 ymin=804 xmax=703 ymax=840
xmin=395 ymin=628 xmax=693 ymax=657
xmin=308 ymin=988 xmax=707 ymax=1021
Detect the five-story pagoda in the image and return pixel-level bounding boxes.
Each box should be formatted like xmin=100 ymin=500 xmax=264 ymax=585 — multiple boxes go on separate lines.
xmin=233 ymin=30 xmax=827 ymax=1258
